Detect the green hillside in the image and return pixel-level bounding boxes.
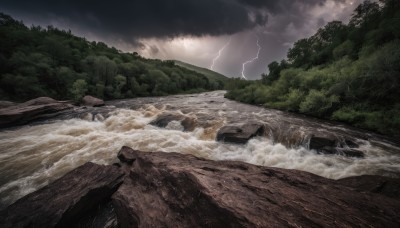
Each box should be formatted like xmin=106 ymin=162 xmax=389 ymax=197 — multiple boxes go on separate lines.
xmin=0 ymin=13 xmax=225 ymax=102
xmin=173 ymin=60 xmax=230 ymax=82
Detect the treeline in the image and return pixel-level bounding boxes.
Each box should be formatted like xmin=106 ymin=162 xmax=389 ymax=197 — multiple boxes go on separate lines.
xmin=0 ymin=13 xmax=226 ymax=102
xmin=226 ymin=0 xmax=400 ymax=135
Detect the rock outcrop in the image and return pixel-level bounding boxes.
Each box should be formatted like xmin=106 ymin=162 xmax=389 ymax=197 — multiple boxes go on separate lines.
xmin=0 ymin=97 xmax=73 ymax=128
xmin=0 ymin=162 xmax=124 ymax=228
xmin=216 ymin=122 xmax=265 ymax=144
xmin=82 ymin=95 xmax=105 ymax=107
xmin=1 ymin=147 xmax=400 ymax=227
xmin=114 ymin=147 xmax=400 ymax=227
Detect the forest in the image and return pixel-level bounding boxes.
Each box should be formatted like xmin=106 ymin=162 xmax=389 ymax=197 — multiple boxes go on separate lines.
xmin=0 ymin=13 xmax=226 ymax=102
xmin=226 ymin=0 xmax=400 ymax=136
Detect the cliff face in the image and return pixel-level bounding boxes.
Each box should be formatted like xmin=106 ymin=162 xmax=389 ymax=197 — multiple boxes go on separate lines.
xmin=1 ymin=147 xmax=400 ymax=227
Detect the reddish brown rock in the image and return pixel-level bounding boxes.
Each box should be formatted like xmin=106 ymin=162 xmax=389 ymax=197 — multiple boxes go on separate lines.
xmin=216 ymin=122 xmax=265 ymax=144
xmin=338 ymin=175 xmax=400 ymax=200
xmin=0 ymin=97 xmax=73 ymax=128
xmin=150 ymin=113 xmax=196 ymax=131
xmin=309 ymin=135 xmax=363 ymax=158
xmin=0 ymin=162 xmax=124 ymax=228
xmin=113 ymin=147 xmax=400 ymax=228
xmin=82 ymin=95 xmax=105 ymax=107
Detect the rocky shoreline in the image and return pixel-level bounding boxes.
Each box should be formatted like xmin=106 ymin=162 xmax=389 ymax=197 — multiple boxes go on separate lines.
xmin=1 ymin=146 xmax=399 ymax=227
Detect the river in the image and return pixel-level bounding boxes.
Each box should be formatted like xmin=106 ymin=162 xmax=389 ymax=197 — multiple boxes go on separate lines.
xmin=0 ymin=91 xmax=399 ymax=209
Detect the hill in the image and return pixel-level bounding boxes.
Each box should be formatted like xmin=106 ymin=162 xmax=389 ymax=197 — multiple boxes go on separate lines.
xmin=0 ymin=13 xmax=225 ymax=102
xmin=173 ymin=60 xmax=230 ymax=82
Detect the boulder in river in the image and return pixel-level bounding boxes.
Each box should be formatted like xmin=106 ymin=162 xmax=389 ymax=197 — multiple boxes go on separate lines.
xmin=113 ymin=147 xmax=400 ymax=227
xmin=0 ymin=97 xmax=74 ymax=128
xmin=0 ymin=162 xmax=124 ymax=228
xmin=309 ymin=135 xmax=363 ymax=158
xmin=81 ymin=95 xmax=105 ymax=107
xmin=216 ymin=122 xmax=265 ymax=144
xmin=150 ymin=112 xmax=196 ymax=131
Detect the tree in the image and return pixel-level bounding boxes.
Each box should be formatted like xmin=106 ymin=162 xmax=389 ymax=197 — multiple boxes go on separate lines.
xmin=113 ymin=74 xmax=127 ymax=98
xmin=70 ymin=79 xmax=88 ymax=101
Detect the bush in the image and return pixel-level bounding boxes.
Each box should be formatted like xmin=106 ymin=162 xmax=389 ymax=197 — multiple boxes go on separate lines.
xmin=299 ymin=90 xmax=339 ymax=116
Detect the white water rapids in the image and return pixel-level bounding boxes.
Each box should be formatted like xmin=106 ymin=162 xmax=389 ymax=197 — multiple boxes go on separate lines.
xmin=0 ymin=91 xmax=399 ymax=209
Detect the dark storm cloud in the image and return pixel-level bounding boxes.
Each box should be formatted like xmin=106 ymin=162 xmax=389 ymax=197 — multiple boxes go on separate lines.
xmin=0 ymin=0 xmax=331 ymax=42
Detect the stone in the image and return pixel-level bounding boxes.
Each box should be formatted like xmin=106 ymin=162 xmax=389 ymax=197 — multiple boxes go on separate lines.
xmin=117 ymin=146 xmax=137 ymax=165
xmin=112 ymin=148 xmax=400 ymax=227
xmin=309 ymin=135 xmax=337 ymax=150
xmin=0 ymin=162 xmax=124 ymax=228
xmin=0 ymin=101 xmax=16 ymax=109
xmin=310 ymin=135 xmax=364 ymax=158
xmin=0 ymin=97 xmax=73 ymax=128
xmin=82 ymin=95 xmax=105 ymax=107
xmin=150 ymin=113 xmax=196 ymax=131
xmin=216 ymin=122 xmax=264 ymax=144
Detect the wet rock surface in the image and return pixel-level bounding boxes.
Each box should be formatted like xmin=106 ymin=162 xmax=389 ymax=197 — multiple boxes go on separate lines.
xmin=338 ymin=175 xmax=400 ymax=200
xmin=113 ymin=148 xmax=400 ymax=227
xmin=82 ymin=95 xmax=105 ymax=107
xmin=309 ymin=135 xmax=364 ymax=158
xmin=0 ymin=162 xmax=124 ymax=228
xmin=150 ymin=112 xmax=196 ymax=131
xmin=1 ymin=147 xmax=400 ymax=227
xmin=0 ymin=97 xmax=73 ymax=128
xmin=216 ymin=122 xmax=265 ymax=144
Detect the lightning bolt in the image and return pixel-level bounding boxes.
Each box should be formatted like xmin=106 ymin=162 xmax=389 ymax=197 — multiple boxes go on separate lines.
xmin=210 ymin=38 xmax=231 ymax=70
xmin=241 ymin=36 xmax=261 ymax=80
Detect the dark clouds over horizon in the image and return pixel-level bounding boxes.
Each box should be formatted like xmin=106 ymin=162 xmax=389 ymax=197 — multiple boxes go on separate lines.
xmin=0 ymin=0 xmax=365 ymax=79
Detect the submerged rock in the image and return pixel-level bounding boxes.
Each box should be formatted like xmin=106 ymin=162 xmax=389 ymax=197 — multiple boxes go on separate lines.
xmin=0 ymin=97 xmax=73 ymax=128
xmin=0 ymin=162 xmax=124 ymax=228
xmin=309 ymin=135 xmax=363 ymax=158
xmin=216 ymin=122 xmax=265 ymax=144
xmin=82 ymin=95 xmax=105 ymax=107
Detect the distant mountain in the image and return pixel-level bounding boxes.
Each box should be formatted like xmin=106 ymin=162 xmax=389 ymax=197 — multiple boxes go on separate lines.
xmin=173 ymin=60 xmax=230 ymax=82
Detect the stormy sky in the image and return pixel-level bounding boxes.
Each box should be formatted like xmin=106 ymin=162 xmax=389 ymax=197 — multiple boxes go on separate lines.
xmin=1 ymin=0 xmax=365 ymax=79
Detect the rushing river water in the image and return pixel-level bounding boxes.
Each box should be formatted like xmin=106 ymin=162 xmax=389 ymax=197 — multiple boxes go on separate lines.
xmin=0 ymin=91 xmax=399 ymax=209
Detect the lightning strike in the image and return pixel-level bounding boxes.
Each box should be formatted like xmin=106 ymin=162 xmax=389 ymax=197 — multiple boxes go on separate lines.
xmin=210 ymin=38 xmax=231 ymax=70
xmin=241 ymin=36 xmax=261 ymax=80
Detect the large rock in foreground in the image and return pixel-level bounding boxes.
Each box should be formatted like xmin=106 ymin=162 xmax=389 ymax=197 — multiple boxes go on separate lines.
xmin=216 ymin=122 xmax=265 ymax=144
xmin=114 ymin=147 xmax=400 ymax=227
xmin=1 ymin=147 xmax=399 ymax=227
xmin=0 ymin=97 xmax=73 ymax=128
xmin=0 ymin=162 xmax=124 ymax=228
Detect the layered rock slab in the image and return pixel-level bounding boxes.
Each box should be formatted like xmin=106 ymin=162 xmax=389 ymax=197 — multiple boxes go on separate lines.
xmin=113 ymin=147 xmax=400 ymax=228
xmin=0 ymin=162 xmax=124 ymax=228
xmin=0 ymin=97 xmax=73 ymax=128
